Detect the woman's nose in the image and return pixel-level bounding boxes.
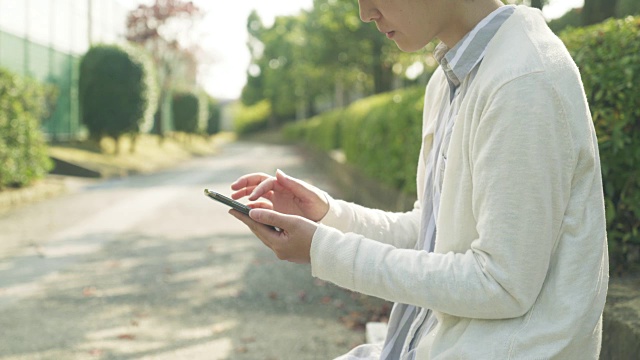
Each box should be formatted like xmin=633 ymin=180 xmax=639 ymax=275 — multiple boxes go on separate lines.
xmin=358 ymin=0 xmax=380 ymax=23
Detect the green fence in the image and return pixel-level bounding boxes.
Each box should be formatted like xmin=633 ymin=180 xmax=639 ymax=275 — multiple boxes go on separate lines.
xmin=0 ymin=30 xmax=81 ymax=140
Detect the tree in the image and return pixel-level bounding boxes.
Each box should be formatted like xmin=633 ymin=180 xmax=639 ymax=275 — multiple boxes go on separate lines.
xmin=126 ymin=0 xmax=203 ymax=136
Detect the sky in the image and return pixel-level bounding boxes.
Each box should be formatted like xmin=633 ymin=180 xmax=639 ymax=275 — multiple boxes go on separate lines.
xmin=118 ymin=0 xmax=584 ymax=100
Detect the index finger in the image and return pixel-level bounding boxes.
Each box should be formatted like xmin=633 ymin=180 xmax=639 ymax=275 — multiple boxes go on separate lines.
xmin=230 ymin=173 xmax=271 ymax=197
xmin=231 ymin=173 xmax=271 ymax=190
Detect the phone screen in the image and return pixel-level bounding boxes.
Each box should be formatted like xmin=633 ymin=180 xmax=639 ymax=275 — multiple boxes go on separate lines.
xmin=204 ymin=189 xmax=251 ymax=216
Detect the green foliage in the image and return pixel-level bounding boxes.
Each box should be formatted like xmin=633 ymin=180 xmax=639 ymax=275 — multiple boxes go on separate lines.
xmin=0 ymin=68 xmax=53 ymax=188
xmin=233 ymin=100 xmax=271 ymax=135
xmin=206 ymin=97 xmax=221 ymax=135
xmin=561 ymin=17 xmax=640 ymax=272
xmin=616 ymin=0 xmax=640 ymax=17
xmin=285 ymin=87 xmax=424 ymax=193
xmin=242 ymin=0 xmax=435 ymax=125
xmin=79 ymin=44 xmax=158 ymax=145
xmin=284 ymin=109 xmax=343 ymax=152
xmin=172 ymin=92 xmax=200 ymax=134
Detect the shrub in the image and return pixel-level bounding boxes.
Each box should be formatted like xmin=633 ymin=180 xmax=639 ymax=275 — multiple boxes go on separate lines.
xmin=284 ymin=109 xmax=344 ymax=151
xmin=561 ymin=16 xmax=640 ymax=272
xmin=172 ymin=92 xmax=200 ymax=134
xmin=285 ymin=87 xmax=423 ymax=194
xmin=79 ymin=44 xmax=157 ymax=153
xmin=206 ymin=97 xmax=222 ymax=135
xmin=340 ymin=88 xmax=424 ymax=194
xmin=0 ymin=68 xmax=53 ymax=188
xmin=233 ymin=100 xmax=271 ymax=135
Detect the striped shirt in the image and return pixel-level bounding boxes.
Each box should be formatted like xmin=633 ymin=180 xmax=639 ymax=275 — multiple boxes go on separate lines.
xmin=380 ymin=5 xmax=515 ymax=360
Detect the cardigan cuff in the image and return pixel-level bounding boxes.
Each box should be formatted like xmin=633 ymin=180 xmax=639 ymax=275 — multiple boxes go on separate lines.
xmin=319 ymin=196 xmax=353 ymax=230
xmin=310 ymin=224 xmax=360 ymax=289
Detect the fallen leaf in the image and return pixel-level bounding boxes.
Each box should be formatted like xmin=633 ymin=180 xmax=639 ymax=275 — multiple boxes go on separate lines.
xmin=241 ymin=336 xmax=256 ymax=343
xmin=268 ymin=291 xmax=278 ymax=300
xmin=88 ymin=349 xmax=103 ymax=356
xmin=117 ymin=334 xmax=136 ymax=340
xmin=82 ymin=287 xmax=97 ymax=297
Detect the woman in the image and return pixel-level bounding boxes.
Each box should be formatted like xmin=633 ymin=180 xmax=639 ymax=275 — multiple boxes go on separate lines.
xmin=229 ymin=0 xmax=608 ymax=358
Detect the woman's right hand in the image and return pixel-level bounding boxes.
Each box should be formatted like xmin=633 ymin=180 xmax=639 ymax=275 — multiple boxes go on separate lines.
xmin=230 ymin=169 xmax=330 ymax=222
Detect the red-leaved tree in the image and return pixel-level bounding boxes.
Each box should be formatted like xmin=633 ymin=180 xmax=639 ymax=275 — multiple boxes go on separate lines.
xmin=126 ymin=0 xmax=203 ymax=136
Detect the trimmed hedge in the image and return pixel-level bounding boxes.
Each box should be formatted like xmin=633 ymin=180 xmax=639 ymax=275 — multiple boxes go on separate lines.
xmin=79 ymin=44 xmax=158 ymax=147
xmin=0 ymin=67 xmax=53 ymax=188
xmin=284 ymin=87 xmax=424 ymax=194
xmin=561 ymin=17 xmax=640 ymax=272
xmin=285 ymin=16 xmax=640 ymax=272
xmin=172 ymin=92 xmax=200 ymax=134
xmin=233 ymin=100 xmax=271 ymax=135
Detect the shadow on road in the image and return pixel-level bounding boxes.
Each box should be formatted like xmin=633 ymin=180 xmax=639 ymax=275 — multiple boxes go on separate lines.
xmin=0 ymin=230 xmax=388 ymax=360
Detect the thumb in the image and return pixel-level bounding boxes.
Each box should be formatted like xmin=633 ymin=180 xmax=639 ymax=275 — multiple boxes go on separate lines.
xmin=249 ymin=208 xmax=295 ymax=230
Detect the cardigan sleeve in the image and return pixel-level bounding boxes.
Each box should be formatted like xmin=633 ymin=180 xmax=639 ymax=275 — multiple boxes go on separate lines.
xmin=320 ymin=196 xmax=421 ymax=250
xmin=311 ymin=71 xmax=575 ymax=319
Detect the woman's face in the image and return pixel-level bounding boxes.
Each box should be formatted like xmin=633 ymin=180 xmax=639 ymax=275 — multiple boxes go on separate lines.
xmin=357 ymin=0 xmax=455 ymax=51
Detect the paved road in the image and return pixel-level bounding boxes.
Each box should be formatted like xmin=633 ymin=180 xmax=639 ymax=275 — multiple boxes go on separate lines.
xmin=0 ymin=141 xmax=388 ymax=360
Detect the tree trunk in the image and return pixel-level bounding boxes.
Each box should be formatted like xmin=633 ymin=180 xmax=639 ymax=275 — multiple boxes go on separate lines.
xmin=130 ymin=133 xmax=138 ymax=154
xmin=113 ymin=136 xmax=120 ymax=155
xmin=583 ymin=0 xmax=618 ymax=26
xmin=371 ymin=36 xmax=385 ymax=94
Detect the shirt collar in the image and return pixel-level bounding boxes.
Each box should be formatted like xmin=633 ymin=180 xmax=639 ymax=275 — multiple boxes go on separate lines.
xmin=434 ymin=5 xmax=516 ymax=89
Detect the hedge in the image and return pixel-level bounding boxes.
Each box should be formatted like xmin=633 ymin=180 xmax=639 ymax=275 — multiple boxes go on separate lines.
xmin=285 ymin=16 xmax=640 ymax=272
xmin=0 ymin=68 xmax=53 ymax=188
xmin=284 ymin=87 xmax=424 ymax=194
xmin=233 ymin=100 xmax=271 ymax=135
xmin=172 ymin=92 xmax=200 ymax=134
xmin=79 ymin=44 xmax=158 ymax=150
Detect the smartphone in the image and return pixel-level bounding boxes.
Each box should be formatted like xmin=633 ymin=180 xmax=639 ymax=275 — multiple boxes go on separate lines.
xmin=204 ymin=189 xmax=251 ymax=216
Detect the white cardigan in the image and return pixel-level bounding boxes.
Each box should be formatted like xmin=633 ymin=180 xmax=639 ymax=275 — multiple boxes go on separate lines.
xmin=311 ymin=6 xmax=609 ymax=359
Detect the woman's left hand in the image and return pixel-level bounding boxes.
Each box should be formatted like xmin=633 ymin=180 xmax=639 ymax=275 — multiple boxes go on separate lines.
xmin=229 ymin=208 xmax=318 ymax=264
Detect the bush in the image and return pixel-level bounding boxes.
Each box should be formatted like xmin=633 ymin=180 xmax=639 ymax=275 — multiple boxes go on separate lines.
xmin=284 ymin=109 xmax=343 ymax=151
xmin=561 ymin=16 xmax=640 ymax=272
xmin=172 ymin=92 xmax=200 ymax=134
xmin=340 ymin=88 xmax=424 ymax=194
xmin=233 ymin=100 xmax=271 ymax=135
xmin=285 ymin=87 xmax=423 ymax=194
xmin=206 ymin=97 xmax=222 ymax=135
xmin=0 ymin=68 xmax=53 ymax=188
xmin=79 ymin=44 xmax=157 ymax=153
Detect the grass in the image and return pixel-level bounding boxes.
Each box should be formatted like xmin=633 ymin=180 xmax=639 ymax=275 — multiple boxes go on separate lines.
xmin=48 ymin=132 xmax=236 ymax=177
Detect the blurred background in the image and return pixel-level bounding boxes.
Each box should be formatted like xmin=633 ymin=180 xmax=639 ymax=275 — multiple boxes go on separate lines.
xmin=2 ymin=0 xmax=632 ymax=141
xmin=1 ymin=1 xmax=640 ymax=358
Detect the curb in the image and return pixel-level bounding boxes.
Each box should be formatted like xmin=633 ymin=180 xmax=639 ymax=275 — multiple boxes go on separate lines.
xmin=0 ymin=176 xmax=69 ymax=214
